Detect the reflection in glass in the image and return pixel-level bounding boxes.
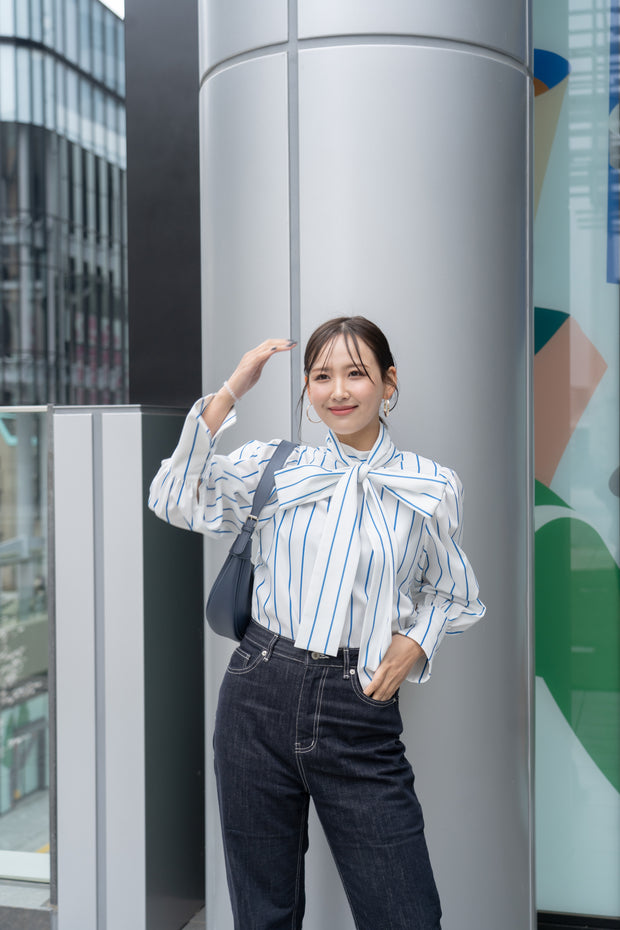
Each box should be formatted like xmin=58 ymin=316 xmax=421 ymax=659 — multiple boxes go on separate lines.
xmin=0 ymin=409 xmax=49 ymax=871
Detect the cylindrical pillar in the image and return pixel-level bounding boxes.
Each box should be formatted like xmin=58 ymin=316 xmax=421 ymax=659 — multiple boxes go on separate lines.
xmin=199 ymin=4 xmax=533 ymax=929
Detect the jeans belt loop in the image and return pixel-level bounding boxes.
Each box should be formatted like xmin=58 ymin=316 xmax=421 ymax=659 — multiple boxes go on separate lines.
xmin=343 ymin=648 xmax=351 ymax=680
xmin=261 ymin=632 xmax=279 ymax=662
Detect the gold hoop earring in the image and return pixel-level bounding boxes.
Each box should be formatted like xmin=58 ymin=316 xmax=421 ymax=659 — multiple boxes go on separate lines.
xmin=306 ymin=404 xmax=321 ymax=424
xmin=383 ymin=398 xmax=390 ymax=418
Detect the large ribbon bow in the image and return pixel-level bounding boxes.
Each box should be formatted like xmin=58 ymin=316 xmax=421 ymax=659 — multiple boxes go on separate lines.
xmin=274 ymin=426 xmax=448 ymax=669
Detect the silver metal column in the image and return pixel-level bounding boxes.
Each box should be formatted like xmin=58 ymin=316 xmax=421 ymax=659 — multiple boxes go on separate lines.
xmin=199 ymin=3 xmax=534 ymax=928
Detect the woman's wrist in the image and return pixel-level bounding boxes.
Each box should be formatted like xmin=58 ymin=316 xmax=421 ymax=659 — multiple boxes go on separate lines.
xmin=222 ymin=379 xmax=240 ymax=405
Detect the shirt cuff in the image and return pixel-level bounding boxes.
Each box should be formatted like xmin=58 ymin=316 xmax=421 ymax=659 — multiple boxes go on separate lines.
xmin=397 ymin=610 xmax=447 ymax=684
xmin=168 ymin=394 xmax=237 ymax=477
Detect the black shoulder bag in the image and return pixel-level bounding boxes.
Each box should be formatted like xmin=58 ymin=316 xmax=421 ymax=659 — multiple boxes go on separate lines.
xmin=205 ymin=440 xmax=296 ymax=641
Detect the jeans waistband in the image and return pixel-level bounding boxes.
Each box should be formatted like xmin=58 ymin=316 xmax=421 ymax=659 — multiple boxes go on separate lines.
xmin=243 ymin=620 xmax=359 ymax=669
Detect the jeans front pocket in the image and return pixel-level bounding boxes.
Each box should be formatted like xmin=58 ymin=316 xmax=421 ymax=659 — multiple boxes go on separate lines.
xmin=226 ymin=642 xmax=266 ymax=675
xmin=349 ymin=668 xmax=398 ymax=707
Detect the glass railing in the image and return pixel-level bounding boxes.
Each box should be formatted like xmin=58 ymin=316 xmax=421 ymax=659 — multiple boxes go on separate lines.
xmin=0 ymin=407 xmax=50 ymax=885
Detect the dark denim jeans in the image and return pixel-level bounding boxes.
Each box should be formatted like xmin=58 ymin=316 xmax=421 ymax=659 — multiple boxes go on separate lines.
xmin=213 ymin=621 xmax=442 ymax=930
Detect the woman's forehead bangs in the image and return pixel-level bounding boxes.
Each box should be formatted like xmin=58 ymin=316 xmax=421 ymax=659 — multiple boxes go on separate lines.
xmin=308 ymin=330 xmax=373 ymax=378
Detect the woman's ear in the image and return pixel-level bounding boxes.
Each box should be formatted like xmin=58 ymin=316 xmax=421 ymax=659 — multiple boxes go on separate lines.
xmin=384 ymin=366 xmax=397 ymax=400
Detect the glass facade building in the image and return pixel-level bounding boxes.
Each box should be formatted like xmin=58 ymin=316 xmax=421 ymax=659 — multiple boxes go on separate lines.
xmin=0 ymin=0 xmax=127 ymax=405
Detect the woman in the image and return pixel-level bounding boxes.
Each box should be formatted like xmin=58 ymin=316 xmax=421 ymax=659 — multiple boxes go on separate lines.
xmin=149 ymin=316 xmax=485 ymax=930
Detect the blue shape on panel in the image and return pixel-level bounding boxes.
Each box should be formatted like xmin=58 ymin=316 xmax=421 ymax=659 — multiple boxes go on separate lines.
xmin=533 ymin=48 xmax=570 ymax=89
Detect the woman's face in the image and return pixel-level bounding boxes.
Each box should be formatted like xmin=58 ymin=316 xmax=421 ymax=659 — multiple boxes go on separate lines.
xmin=306 ymin=334 xmax=396 ymax=450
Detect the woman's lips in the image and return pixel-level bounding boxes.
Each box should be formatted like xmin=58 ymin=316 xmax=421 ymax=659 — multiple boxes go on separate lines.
xmin=328 ymin=406 xmax=357 ymax=415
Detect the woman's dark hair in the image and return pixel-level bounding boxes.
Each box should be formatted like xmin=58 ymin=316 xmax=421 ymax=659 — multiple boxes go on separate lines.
xmin=300 ymin=315 xmax=398 ymax=413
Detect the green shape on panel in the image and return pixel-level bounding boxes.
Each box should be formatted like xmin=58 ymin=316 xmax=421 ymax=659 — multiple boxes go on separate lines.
xmin=535 ymin=481 xmax=620 ymax=790
xmin=535 ymin=481 xmax=572 ymax=508
xmin=534 ymin=306 xmax=569 ymax=353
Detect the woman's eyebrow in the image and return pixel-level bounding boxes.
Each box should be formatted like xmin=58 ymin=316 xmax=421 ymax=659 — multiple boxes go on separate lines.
xmin=311 ymin=362 xmax=364 ymax=373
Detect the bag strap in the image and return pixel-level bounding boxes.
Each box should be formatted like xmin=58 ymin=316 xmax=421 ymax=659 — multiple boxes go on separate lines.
xmin=251 ymin=439 xmax=297 ymax=517
xmin=229 ymin=440 xmax=296 ymax=556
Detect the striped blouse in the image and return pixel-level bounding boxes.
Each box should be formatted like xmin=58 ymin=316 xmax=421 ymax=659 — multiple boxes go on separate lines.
xmin=148 ymin=396 xmax=486 ymax=687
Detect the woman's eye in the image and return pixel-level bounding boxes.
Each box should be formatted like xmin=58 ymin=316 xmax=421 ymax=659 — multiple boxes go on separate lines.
xmin=313 ymin=373 xmax=328 ymax=381
xmin=349 ymin=369 xmax=364 ymax=377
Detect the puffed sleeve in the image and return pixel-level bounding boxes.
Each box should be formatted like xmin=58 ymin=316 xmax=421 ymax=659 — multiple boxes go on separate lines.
xmin=148 ymin=396 xmax=279 ymax=535
xmin=399 ymin=469 xmax=486 ymax=683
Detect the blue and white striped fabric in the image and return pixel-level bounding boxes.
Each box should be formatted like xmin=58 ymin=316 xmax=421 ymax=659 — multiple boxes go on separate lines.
xmin=148 ymin=396 xmax=486 ymax=687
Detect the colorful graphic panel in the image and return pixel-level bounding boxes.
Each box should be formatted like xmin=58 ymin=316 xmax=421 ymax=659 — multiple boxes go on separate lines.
xmin=533 ymin=0 xmax=620 ymax=919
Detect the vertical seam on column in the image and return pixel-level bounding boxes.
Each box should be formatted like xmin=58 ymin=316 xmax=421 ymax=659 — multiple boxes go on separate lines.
xmin=46 ymin=406 xmax=58 ymax=905
xmin=92 ymin=411 xmax=106 ymax=930
xmin=288 ymin=0 xmax=302 ymax=441
xmin=525 ymin=68 xmax=536 ymax=928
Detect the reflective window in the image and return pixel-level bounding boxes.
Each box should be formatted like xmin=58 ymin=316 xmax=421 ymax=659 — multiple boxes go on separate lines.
xmin=0 ymin=409 xmax=50 ymax=883
xmin=116 ymin=20 xmax=125 ymax=97
xmin=79 ymin=0 xmax=91 ymax=73
xmin=0 ymin=45 xmax=16 ymax=122
xmin=43 ymin=55 xmax=55 ymax=132
xmin=64 ymin=0 xmax=78 ymax=65
xmin=104 ymin=10 xmax=116 ymax=90
xmin=65 ymin=68 xmax=79 ymax=143
xmin=80 ymin=78 xmax=93 ymax=150
xmin=55 ymin=61 xmax=65 ymax=137
xmin=31 ymin=51 xmax=44 ymax=127
xmin=41 ymin=0 xmax=53 ymax=47
xmin=14 ymin=0 xmax=30 ymax=39
xmin=30 ymin=0 xmax=42 ymax=43
xmin=0 ymin=0 xmax=15 ymax=37
xmin=53 ymin=0 xmax=63 ymax=56
xmin=16 ymin=48 xmax=31 ymax=124
xmin=93 ymin=87 xmax=105 ymax=157
xmin=91 ymin=1 xmax=103 ymax=82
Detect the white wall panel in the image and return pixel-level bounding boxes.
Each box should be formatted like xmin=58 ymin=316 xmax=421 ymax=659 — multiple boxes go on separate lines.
xmin=100 ymin=411 xmax=146 ymax=930
xmin=298 ymin=0 xmax=528 ymax=65
xmin=54 ymin=414 xmax=98 ymax=930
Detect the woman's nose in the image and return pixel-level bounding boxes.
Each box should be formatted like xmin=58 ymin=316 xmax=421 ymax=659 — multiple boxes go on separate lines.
xmin=331 ymin=378 xmax=349 ymax=399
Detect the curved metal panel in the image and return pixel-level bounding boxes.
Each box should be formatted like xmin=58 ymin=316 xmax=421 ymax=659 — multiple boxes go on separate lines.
xmin=297 ymin=43 xmax=532 ymax=930
xmin=200 ymin=54 xmax=294 ymax=929
xmin=199 ymin=0 xmax=288 ymax=77
xmin=199 ymin=54 xmax=292 ymax=449
xmin=298 ymin=0 xmax=527 ymax=65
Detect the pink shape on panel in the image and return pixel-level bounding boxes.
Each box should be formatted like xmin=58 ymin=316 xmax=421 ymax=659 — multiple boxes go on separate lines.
xmin=534 ymin=316 xmax=607 ymax=486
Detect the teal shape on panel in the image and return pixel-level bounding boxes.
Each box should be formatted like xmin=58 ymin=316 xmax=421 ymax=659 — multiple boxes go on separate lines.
xmin=535 ymin=306 xmax=569 ymax=353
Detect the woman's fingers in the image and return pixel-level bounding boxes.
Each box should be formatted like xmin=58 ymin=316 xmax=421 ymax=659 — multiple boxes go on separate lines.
xmin=228 ymin=339 xmax=296 ymax=398
xmin=363 ymin=636 xmax=426 ymax=701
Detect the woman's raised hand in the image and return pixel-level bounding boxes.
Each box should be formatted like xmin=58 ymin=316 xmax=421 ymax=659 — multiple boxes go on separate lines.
xmin=227 ymin=339 xmax=296 ymax=400
xmin=201 ymin=338 xmax=296 ymax=435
